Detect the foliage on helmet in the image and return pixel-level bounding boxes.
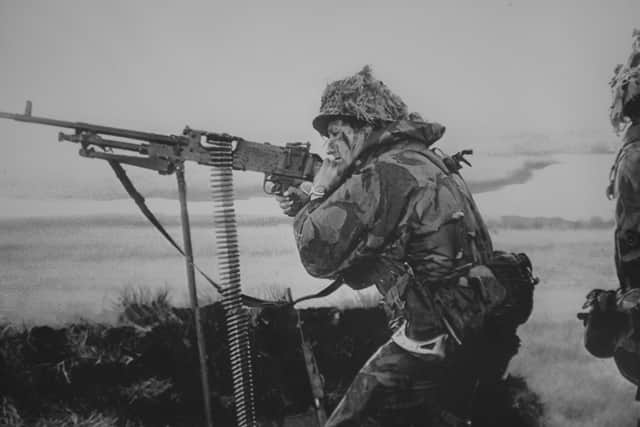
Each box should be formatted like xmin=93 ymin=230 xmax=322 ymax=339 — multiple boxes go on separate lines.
xmin=610 ymin=29 xmax=640 ymax=133
xmin=312 ymin=66 xmax=410 ymax=136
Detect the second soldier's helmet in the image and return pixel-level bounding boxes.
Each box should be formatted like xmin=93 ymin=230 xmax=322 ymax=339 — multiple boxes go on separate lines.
xmin=610 ymin=29 xmax=640 ymax=132
xmin=312 ymin=66 xmax=410 ymax=137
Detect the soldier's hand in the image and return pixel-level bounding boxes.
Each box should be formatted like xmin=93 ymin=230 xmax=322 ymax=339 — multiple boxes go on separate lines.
xmin=275 ymin=182 xmax=312 ymax=217
xmin=583 ymin=289 xmax=617 ymax=312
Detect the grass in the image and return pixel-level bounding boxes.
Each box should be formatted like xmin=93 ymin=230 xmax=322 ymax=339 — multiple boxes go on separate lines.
xmin=1 ymin=218 xmax=638 ymax=426
xmin=0 ymin=219 xmax=373 ymax=324
xmin=493 ymin=229 xmax=638 ymax=426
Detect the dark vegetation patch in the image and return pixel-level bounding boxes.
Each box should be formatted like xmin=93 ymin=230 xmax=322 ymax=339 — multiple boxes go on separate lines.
xmin=1 ymin=293 xmax=545 ymax=426
xmin=0 ymin=214 xmax=292 ymax=231
xmin=487 ymin=216 xmax=614 ymax=230
xmin=468 ymin=159 xmax=557 ymax=194
xmin=0 ymin=213 xmax=615 ymax=234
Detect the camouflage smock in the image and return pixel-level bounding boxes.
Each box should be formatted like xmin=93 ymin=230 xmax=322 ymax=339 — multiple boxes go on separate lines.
xmin=611 ymin=123 xmax=640 ymax=290
xmin=583 ymin=124 xmax=640 ymax=389
xmin=293 ymin=120 xmax=494 ymax=341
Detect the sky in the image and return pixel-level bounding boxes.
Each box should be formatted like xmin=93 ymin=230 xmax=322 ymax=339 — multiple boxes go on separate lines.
xmin=0 ymin=0 xmax=638 ymax=198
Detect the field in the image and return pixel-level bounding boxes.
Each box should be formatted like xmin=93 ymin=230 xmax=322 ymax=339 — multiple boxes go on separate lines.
xmin=0 ymin=152 xmax=636 ymax=426
xmin=0 ymin=215 xmax=638 ymax=426
xmin=491 ymin=229 xmax=637 ymax=427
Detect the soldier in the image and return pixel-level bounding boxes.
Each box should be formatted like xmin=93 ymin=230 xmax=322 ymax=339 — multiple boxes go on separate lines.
xmin=277 ymin=66 xmax=534 ymax=426
xmin=583 ymin=29 xmax=640 ymax=386
xmin=610 ymin=29 xmax=640 ymax=293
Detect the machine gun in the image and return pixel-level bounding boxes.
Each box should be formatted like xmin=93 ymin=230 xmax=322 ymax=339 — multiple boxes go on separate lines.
xmin=0 ymin=101 xmax=327 ymax=427
xmin=0 ymin=100 xmax=322 ymax=194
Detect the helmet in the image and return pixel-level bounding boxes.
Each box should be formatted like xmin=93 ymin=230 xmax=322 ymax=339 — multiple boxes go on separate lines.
xmin=610 ymin=29 xmax=640 ymax=132
xmin=312 ymin=65 xmax=409 ymax=136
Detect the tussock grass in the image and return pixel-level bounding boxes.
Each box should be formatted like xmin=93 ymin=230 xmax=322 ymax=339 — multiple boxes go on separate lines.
xmin=0 ymin=287 xmax=545 ymax=426
xmin=116 ymin=288 xmax=178 ymax=327
xmin=31 ymin=411 xmax=122 ymax=427
xmin=121 ymin=378 xmax=176 ymax=405
xmin=1 ymin=397 xmax=23 ymax=427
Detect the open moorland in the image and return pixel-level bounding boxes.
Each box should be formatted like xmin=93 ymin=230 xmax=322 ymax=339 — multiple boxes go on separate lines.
xmin=0 ymin=216 xmax=638 ymax=426
xmin=0 ymin=152 xmax=637 ymax=426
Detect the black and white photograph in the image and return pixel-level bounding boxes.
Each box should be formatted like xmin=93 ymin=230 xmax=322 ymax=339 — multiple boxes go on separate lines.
xmin=1 ymin=1 xmax=639 ymax=426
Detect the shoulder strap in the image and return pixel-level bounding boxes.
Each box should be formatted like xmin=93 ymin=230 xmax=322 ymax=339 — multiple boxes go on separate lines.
xmin=607 ymin=141 xmax=638 ymax=200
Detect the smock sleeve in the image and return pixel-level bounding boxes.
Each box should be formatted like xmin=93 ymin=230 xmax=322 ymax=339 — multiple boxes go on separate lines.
xmin=293 ymin=161 xmax=418 ymax=279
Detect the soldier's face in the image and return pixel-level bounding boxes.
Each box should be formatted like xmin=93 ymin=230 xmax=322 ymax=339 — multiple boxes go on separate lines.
xmin=325 ymin=119 xmax=356 ymax=165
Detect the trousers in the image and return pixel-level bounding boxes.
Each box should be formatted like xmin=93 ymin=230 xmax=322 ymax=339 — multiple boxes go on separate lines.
xmin=325 ymin=340 xmax=471 ymax=427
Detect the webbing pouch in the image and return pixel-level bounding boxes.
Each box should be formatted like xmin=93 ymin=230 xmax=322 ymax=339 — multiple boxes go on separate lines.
xmin=430 ymin=267 xmax=497 ymax=344
xmin=485 ymin=251 xmax=538 ymax=326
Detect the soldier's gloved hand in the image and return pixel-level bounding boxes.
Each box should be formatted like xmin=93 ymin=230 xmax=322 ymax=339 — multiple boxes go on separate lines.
xmin=275 ymin=181 xmax=312 ymax=217
xmin=579 ymin=289 xmax=617 ymax=324
xmin=583 ymin=289 xmax=617 ymax=313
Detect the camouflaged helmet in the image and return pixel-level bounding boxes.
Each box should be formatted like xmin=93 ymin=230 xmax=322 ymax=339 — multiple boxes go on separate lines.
xmin=312 ymin=65 xmax=410 ymax=136
xmin=610 ymin=29 xmax=640 ymax=132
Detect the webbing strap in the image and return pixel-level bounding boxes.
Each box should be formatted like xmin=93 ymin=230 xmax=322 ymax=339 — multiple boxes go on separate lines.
xmin=107 ymin=160 xmax=342 ymax=308
xmin=291 ymin=278 xmax=343 ymax=306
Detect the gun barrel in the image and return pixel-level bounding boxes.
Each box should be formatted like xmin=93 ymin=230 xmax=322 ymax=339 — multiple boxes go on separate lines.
xmin=0 ymin=109 xmax=179 ymax=145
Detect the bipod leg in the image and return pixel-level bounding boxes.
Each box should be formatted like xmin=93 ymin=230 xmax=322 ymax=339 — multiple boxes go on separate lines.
xmin=176 ymin=164 xmax=214 ymax=427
